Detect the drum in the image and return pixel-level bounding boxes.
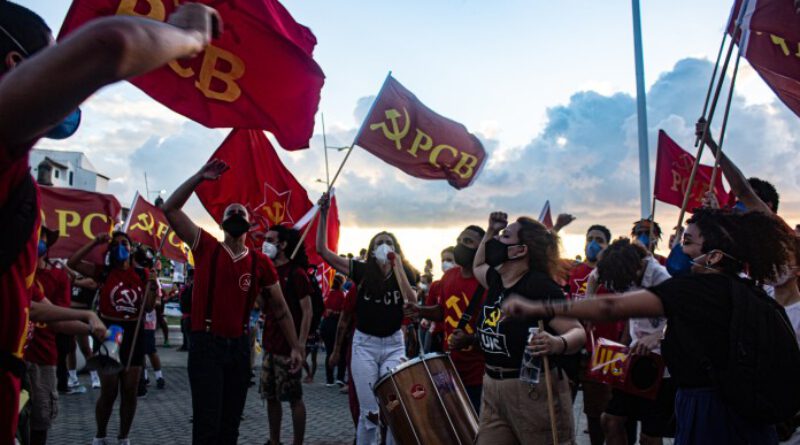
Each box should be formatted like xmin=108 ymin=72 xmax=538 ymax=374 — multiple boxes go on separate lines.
xmin=373 ymin=353 xmax=478 ymax=445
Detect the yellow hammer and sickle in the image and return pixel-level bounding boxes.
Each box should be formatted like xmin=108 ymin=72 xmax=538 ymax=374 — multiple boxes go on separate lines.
xmin=131 ymin=212 xmax=155 ymax=235
xmin=262 ymin=202 xmax=286 ymax=226
xmin=369 ymin=108 xmax=411 ymax=150
xmin=485 ymin=308 xmax=501 ymax=328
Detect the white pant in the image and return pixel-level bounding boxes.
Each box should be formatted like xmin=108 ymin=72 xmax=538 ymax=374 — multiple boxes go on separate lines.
xmin=350 ymin=329 xmax=405 ymax=445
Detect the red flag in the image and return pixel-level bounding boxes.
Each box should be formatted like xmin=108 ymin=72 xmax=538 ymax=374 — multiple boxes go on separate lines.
xmin=729 ymin=0 xmax=800 ymax=118
xmin=538 ymin=200 xmax=553 ymax=229
xmin=654 ymin=130 xmax=728 ymax=212
xmin=58 ymin=0 xmax=324 ymax=150
xmin=124 ymin=193 xmax=190 ymax=263
xmin=195 ymin=129 xmax=339 ymax=265
xmin=39 ymin=186 xmax=121 ymax=263
xmin=355 ymin=74 xmax=487 ymax=189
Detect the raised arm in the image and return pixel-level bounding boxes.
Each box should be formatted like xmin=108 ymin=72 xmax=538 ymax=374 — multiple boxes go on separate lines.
xmin=502 ymin=289 xmax=665 ymax=323
xmin=473 ymin=211 xmax=508 ymax=288
xmin=696 ymin=119 xmax=772 ymax=214
xmin=162 ymin=159 xmax=229 ymax=245
xmin=315 ymin=193 xmax=349 ymax=274
xmin=0 ymin=3 xmax=220 ymax=154
xmin=67 ymin=233 xmax=110 ymax=279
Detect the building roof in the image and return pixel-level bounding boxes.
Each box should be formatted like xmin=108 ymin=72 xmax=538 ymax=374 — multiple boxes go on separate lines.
xmin=42 ymin=156 xmax=69 ymax=170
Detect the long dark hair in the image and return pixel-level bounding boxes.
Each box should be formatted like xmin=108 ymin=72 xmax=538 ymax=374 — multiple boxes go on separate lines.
xmin=516 ymin=217 xmax=563 ymax=281
xmin=271 ymin=225 xmax=309 ymax=268
xmin=360 ymin=231 xmax=416 ymax=298
xmin=596 ymin=238 xmax=649 ymax=292
xmin=687 ymin=208 xmax=794 ymax=282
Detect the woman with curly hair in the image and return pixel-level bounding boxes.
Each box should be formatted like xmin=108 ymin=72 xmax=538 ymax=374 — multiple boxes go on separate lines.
xmin=454 ymin=211 xmax=585 ymax=444
xmin=315 ymin=194 xmax=418 ymax=445
xmin=503 ymin=208 xmax=800 ymax=445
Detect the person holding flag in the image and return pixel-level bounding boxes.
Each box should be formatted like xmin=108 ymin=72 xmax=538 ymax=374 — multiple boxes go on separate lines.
xmin=162 ymin=160 xmax=303 ymax=445
xmin=316 ymin=193 xmax=418 ymax=445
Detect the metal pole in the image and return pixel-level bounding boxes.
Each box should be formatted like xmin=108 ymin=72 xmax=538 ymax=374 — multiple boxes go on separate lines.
xmin=632 ymin=0 xmax=651 ymax=219
xmin=322 ymin=113 xmax=331 ymax=187
xmin=708 ymin=48 xmax=743 ymax=193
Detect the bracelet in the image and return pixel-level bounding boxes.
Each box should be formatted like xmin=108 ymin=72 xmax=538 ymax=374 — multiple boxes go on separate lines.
xmin=559 ymin=336 xmax=568 ymax=354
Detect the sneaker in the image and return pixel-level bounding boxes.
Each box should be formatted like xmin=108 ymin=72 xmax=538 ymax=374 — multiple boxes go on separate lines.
xmin=144 ymin=377 xmax=150 ymax=386
xmin=156 ymin=378 xmax=165 ymax=390
xmin=91 ymin=375 xmax=101 ymax=389
xmin=137 ymin=386 xmax=147 ymax=398
xmin=91 ymin=437 xmax=109 ymax=445
xmin=335 ymin=379 xmax=346 ymax=387
xmin=68 ymin=377 xmax=80 ymax=388
xmin=118 ymin=439 xmax=131 ymax=445
xmin=325 ymin=382 xmax=336 ymax=388
xmin=66 ymin=385 xmax=87 ymax=395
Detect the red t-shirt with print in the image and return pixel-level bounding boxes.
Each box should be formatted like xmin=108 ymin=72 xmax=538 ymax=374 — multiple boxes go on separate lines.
xmin=324 ymin=289 xmax=346 ymax=313
xmin=98 ymin=267 xmax=148 ymax=321
xmin=435 ymin=267 xmax=486 ymax=387
xmin=190 ymin=230 xmax=278 ymax=338
xmin=25 ymin=267 xmax=71 ymax=365
xmin=426 ymin=280 xmax=445 ymax=334
xmin=262 ymin=263 xmax=311 ymax=356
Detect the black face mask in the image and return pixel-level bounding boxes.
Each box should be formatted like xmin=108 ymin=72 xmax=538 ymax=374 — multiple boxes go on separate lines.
xmin=453 ymin=243 xmax=477 ymax=268
xmin=485 ymin=238 xmax=523 ymax=268
xmin=221 ymin=214 xmax=250 ymax=238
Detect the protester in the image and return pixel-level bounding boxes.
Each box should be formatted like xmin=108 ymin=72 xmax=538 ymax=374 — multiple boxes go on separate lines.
xmin=320 ymin=275 xmax=347 ymax=387
xmin=503 ymin=207 xmax=800 ymax=444
xmin=316 ymin=193 xmax=418 ymax=445
xmin=631 ymin=219 xmax=666 ymax=264
xmin=260 ymin=225 xmax=312 ymax=445
xmin=163 ymin=160 xmax=303 ymax=445
xmin=0 ymin=2 xmax=222 ymax=441
xmin=65 ymin=272 xmax=101 ymax=390
xmin=68 ymin=232 xmax=159 ymax=445
xmin=567 ymin=224 xmax=621 ymax=445
xmin=452 ymin=212 xmax=585 ymax=444
xmin=406 ymin=226 xmax=487 ymax=413
xmin=132 ymin=247 xmax=165 ymax=393
xmin=594 ymin=238 xmax=675 ymax=445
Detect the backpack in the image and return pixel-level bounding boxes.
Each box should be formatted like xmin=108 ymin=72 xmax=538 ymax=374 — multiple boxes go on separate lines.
xmin=712 ymin=280 xmax=800 ymax=424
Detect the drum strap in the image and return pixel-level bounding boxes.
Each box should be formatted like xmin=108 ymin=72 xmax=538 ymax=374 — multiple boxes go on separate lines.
xmin=456 ymin=284 xmax=485 ymax=331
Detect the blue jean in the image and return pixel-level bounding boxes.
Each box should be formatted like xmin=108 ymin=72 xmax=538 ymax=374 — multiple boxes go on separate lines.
xmin=188 ymin=332 xmax=251 ymax=445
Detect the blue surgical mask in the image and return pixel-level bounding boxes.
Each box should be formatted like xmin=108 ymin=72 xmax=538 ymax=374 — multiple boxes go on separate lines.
xmin=44 ymin=108 xmax=81 ymax=140
xmin=666 ymin=243 xmax=692 ymax=277
xmin=114 ymin=244 xmax=130 ymax=263
xmin=734 ymin=201 xmax=747 ymax=213
xmin=585 ymin=240 xmax=602 ymax=262
xmin=637 ymin=233 xmax=651 ymax=249
xmin=37 ymin=240 xmax=47 ymax=258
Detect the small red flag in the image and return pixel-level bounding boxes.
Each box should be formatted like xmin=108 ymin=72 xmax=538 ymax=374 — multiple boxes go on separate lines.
xmin=124 ymin=193 xmax=190 ymax=263
xmin=653 ymin=130 xmax=728 ymax=212
xmin=39 ymin=186 xmax=121 ymax=263
xmin=58 ymin=0 xmax=324 ymax=150
xmin=355 ymin=74 xmax=487 ymax=189
xmin=538 ymin=200 xmax=554 ymax=229
xmin=195 ymin=129 xmax=339 ymax=265
xmin=729 ymin=0 xmax=800 ymax=118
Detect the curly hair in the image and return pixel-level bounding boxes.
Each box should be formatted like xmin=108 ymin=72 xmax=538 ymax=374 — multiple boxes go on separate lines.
xmin=516 ymin=217 xmax=563 ymax=281
xmin=270 ymin=225 xmax=309 ymax=268
xmin=631 ymin=219 xmax=662 ymax=240
xmin=596 ymin=238 xmax=649 ymax=292
xmin=748 ymin=177 xmax=779 ymax=212
xmin=686 ymin=208 xmax=794 ymax=282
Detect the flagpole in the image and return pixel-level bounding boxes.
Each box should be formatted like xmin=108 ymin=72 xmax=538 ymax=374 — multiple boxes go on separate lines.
xmin=708 ymin=41 xmax=743 ymax=194
xmin=289 ymin=71 xmax=394 ymax=261
xmin=648 ymin=197 xmax=656 ymax=251
xmin=632 ymin=0 xmax=651 ymax=219
xmin=672 ymin=0 xmax=748 ymax=243
xmin=695 ymin=32 xmax=729 ymax=147
xmin=122 ymin=192 xmax=139 ymax=233
xmin=322 ymin=112 xmax=331 ymax=187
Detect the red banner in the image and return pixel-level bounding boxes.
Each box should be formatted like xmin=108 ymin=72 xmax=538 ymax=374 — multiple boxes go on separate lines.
xmin=730 ymin=0 xmax=800 ymax=117
xmin=654 ymin=130 xmax=728 ymax=212
xmin=124 ymin=193 xmax=190 ymax=263
xmin=355 ymin=75 xmax=487 ymax=189
xmin=195 ymin=129 xmax=339 ymax=266
xmin=39 ymin=186 xmax=121 ymax=263
xmin=59 ymin=0 xmax=325 ymax=150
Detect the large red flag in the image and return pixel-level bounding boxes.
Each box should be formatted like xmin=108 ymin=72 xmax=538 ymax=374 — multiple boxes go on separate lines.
xmin=654 ymin=130 xmax=729 ymax=212
xmin=39 ymin=186 xmax=121 ymax=263
xmin=195 ymin=129 xmax=339 ymax=266
xmin=58 ymin=0 xmax=324 ymax=150
xmin=123 ymin=193 xmax=190 ymax=263
xmin=355 ymin=75 xmax=487 ymax=189
xmin=729 ymin=0 xmax=800 ymax=118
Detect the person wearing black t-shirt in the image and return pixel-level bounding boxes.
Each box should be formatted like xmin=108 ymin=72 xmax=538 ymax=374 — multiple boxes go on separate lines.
xmin=316 ymin=193 xmax=417 ymax=445
xmin=453 ymin=212 xmax=585 ymax=444
xmin=502 ymin=208 xmax=796 ymax=445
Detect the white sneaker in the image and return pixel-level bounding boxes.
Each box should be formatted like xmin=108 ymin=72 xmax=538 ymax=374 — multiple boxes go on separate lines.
xmin=118 ymin=439 xmax=131 ymax=445
xmin=68 ymin=376 xmax=80 ymax=388
xmin=91 ymin=438 xmax=108 ymax=445
xmin=91 ymin=374 xmax=101 ymax=389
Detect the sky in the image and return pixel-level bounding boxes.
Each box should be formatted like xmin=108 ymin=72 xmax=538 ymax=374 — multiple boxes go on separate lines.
xmin=21 ymin=0 xmax=800 ymax=276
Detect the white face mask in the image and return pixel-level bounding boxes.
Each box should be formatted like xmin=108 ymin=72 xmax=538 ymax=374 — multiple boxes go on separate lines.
xmin=441 ymin=261 xmax=456 ymax=272
xmin=766 ymin=265 xmax=796 ymax=287
xmin=373 ymin=243 xmax=395 ymax=265
xmin=262 ymin=242 xmax=278 ymax=259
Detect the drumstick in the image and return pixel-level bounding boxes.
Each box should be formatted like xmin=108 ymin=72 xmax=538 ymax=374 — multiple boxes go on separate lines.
xmin=539 ymin=320 xmax=559 ymax=445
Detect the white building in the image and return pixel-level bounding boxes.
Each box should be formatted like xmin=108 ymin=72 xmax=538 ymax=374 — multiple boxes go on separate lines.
xmin=29 ymin=148 xmax=110 ymax=192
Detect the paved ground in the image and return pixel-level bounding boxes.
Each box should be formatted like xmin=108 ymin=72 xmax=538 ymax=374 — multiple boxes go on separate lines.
xmin=49 ymin=329 xmax=670 ymax=445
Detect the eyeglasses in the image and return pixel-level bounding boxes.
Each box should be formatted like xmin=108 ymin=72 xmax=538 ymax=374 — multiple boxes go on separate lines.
xmin=0 ymin=24 xmax=30 ymax=57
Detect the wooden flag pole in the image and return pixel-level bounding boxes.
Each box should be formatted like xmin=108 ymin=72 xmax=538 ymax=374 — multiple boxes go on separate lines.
xmin=539 ymin=320 xmax=559 ymax=445
xmin=696 ymin=32 xmax=729 ymax=147
xmin=708 ymin=46 xmax=743 ymax=195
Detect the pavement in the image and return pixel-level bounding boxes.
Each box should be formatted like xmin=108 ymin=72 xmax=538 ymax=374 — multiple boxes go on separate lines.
xmin=49 ymin=328 xmax=671 ymax=445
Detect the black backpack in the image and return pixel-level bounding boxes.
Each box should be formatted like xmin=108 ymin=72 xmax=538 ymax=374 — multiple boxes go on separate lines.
xmin=712 ymin=280 xmax=800 ymax=424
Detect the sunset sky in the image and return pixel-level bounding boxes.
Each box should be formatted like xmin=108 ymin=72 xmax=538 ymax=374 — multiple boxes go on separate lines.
xmin=23 ymin=0 xmax=800 ymax=276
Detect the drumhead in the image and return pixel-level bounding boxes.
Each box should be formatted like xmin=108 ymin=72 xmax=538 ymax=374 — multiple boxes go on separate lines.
xmin=373 ymin=353 xmax=448 ymax=390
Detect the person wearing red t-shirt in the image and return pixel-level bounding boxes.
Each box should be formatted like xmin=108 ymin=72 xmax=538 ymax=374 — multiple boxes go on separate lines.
xmin=320 ymin=275 xmax=347 ymax=386
xmin=163 ymin=160 xmax=303 ymax=445
xmin=407 ymin=225 xmax=487 ymax=414
xmin=69 ymin=232 xmax=160 ymax=445
xmin=0 ymin=3 xmax=221 ymax=442
xmin=260 ymin=225 xmax=312 ymax=445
